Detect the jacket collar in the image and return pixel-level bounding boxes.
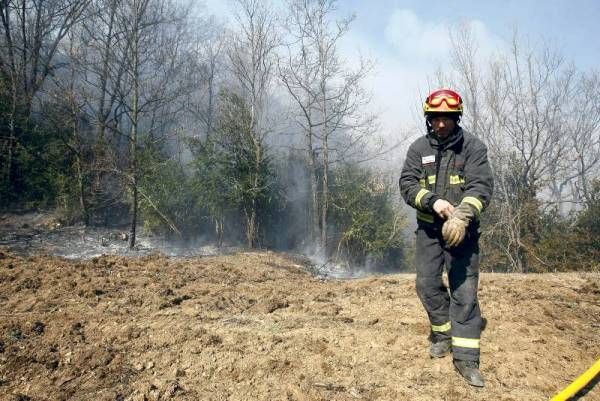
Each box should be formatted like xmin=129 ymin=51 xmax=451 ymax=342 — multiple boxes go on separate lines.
xmin=426 ymin=126 xmax=464 ymax=151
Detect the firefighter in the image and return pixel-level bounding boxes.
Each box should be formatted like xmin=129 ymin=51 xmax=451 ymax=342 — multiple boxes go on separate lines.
xmin=399 ymin=88 xmax=493 ymax=387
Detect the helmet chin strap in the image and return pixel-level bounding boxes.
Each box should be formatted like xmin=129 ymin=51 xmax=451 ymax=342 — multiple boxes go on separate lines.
xmin=425 ymin=116 xmax=461 ymax=139
xmin=425 ymin=119 xmax=434 ymax=134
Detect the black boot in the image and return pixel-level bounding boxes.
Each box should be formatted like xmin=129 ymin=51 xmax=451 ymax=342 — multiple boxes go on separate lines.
xmin=429 ymin=339 xmax=451 ymax=358
xmin=453 ymin=359 xmax=485 ymax=387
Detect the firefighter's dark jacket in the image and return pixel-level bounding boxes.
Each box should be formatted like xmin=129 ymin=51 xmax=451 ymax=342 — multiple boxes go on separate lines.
xmin=399 ymin=127 xmax=493 ymax=228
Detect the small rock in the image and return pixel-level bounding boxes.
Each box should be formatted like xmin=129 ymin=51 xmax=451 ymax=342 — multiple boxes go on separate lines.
xmin=134 ymin=362 xmax=144 ymax=372
xmin=145 ymin=361 xmax=155 ymax=370
xmin=164 ymin=381 xmax=181 ymax=397
xmin=32 ymin=321 xmax=45 ymax=335
xmin=173 ymin=368 xmax=186 ymax=377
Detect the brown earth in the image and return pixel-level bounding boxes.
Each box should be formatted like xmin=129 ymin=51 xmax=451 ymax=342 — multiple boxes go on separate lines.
xmin=0 ymin=248 xmax=599 ymax=401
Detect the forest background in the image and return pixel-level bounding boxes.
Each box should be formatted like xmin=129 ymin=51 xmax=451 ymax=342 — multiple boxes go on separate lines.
xmin=1 ymin=0 xmax=598 ymax=273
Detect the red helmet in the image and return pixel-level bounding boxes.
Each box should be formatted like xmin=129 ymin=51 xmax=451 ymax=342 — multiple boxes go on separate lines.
xmin=423 ymin=88 xmax=463 ymax=116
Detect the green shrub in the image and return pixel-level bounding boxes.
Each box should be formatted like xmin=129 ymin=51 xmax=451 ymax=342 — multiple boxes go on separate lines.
xmin=329 ymin=164 xmax=406 ymax=269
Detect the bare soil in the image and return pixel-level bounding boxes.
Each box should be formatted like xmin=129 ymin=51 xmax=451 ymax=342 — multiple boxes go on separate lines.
xmin=0 ymin=248 xmax=599 ymax=401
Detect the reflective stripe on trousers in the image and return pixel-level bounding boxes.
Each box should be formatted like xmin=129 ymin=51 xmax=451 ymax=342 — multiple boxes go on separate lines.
xmin=414 ymin=227 xmax=482 ymax=362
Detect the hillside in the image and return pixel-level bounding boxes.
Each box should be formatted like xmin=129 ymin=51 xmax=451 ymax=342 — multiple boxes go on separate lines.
xmin=0 ymin=249 xmax=598 ymax=400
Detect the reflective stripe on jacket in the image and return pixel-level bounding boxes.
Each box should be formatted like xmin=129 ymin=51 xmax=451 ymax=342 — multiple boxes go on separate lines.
xmin=399 ymin=127 xmax=494 ymax=228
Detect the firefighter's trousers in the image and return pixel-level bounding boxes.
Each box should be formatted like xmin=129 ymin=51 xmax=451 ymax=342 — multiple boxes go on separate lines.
xmin=415 ymin=226 xmax=483 ymax=362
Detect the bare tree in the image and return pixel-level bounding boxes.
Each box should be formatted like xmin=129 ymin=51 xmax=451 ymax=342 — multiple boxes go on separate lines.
xmin=62 ymin=32 xmax=89 ymax=224
xmin=101 ymin=0 xmax=193 ymax=248
xmin=81 ymin=0 xmax=122 ymax=148
xmin=445 ymin=26 xmax=600 ymax=272
xmin=552 ymin=72 xmax=600 ymax=207
xmin=279 ymin=0 xmax=377 ymax=251
xmin=226 ymin=0 xmax=278 ymax=248
xmin=0 ymin=0 xmax=90 ymax=193
xmin=69 ymin=0 xmax=130 ymax=223
xmin=278 ymin=0 xmax=322 ymax=244
xmin=188 ymin=27 xmax=225 ymax=142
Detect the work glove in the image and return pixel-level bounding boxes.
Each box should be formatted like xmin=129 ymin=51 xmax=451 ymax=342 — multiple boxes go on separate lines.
xmin=432 ymin=198 xmax=454 ymax=220
xmin=442 ymin=217 xmax=467 ymax=247
xmin=442 ymin=203 xmax=476 ymax=247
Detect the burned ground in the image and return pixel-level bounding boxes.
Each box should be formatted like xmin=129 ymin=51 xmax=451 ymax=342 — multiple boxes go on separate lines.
xmin=0 ymin=248 xmax=598 ymax=401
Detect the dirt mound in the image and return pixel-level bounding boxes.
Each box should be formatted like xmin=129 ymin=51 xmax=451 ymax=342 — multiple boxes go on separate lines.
xmin=0 ymin=249 xmax=598 ymax=400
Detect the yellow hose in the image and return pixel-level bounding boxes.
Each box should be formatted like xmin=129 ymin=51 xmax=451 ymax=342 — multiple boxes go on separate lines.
xmin=550 ymin=358 xmax=600 ymax=401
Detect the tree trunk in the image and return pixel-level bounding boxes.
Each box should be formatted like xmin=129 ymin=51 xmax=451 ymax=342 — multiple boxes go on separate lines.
xmin=307 ymin=129 xmax=319 ymax=244
xmin=128 ymin=179 xmax=138 ymax=249
xmin=215 ymin=218 xmax=224 ymax=247
xmin=320 ymin=43 xmax=328 ymax=251
xmin=75 ymin=155 xmax=89 ymax=225
xmin=206 ymin=58 xmax=215 ymax=140
xmin=4 ymin=78 xmax=18 ymax=193
xmin=128 ymin=15 xmax=140 ymax=250
xmin=321 ymin=133 xmax=328 ymax=250
xmin=247 ymin=138 xmax=262 ymax=248
xmin=96 ymin=0 xmax=117 ymax=146
xmin=247 ymin=206 xmax=257 ymax=248
xmin=91 ymin=0 xmax=117 ymax=222
xmin=65 ymin=35 xmax=89 ymax=226
xmin=71 ymin=108 xmax=89 ymax=226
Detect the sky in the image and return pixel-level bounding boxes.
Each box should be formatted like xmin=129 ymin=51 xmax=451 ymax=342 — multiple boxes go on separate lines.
xmin=201 ymin=0 xmax=600 ymax=143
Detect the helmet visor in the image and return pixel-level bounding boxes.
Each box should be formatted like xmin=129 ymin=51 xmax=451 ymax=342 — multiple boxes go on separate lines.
xmin=427 ymin=94 xmax=461 ymax=107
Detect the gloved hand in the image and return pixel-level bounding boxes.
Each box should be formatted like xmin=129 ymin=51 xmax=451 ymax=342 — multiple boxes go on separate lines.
xmin=442 ymin=203 xmax=476 ymax=247
xmin=452 ymin=202 xmax=476 ymax=223
xmin=433 ymin=199 xmax=455 ymax=220
xmin=442 ymin=216 xmax=467 ymax=247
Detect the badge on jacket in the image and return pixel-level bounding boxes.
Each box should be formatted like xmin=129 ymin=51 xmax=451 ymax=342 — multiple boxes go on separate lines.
xmin=422 ymin=155 xmax=435 ymax=165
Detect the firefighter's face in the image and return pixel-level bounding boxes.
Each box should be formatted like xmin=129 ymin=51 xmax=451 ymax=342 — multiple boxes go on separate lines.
xmin=430 ymin=116 xmax=456 ymax=138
